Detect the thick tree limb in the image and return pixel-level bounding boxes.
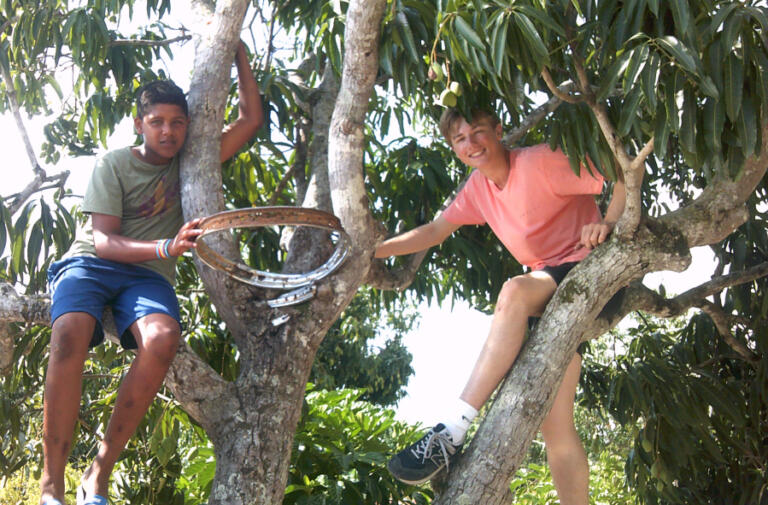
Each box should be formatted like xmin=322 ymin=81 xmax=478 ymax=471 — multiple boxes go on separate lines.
xmin=0 ymin=282 xmax=50 ymax=324
xmin=302 ymin=64 xmax=339 ymax=213
xmin=590 ymin=274 xmax=762 ymax=364
xmin=434 ymin=222 xmax=691 ymax=504
xmin=180 ymin=0 xmax=254 ymax=345
xmin=0 ymin=282 xmax=235 ymax=425
xmin=282 ymin=65 xmax=340 ymax=273
xmin=365 ymin=251 xmax=428 ymax=290
xmin=671 ymin=261 xmax=768 ymax=310
xmin=0 ymin=322 xmax=18 ymax=375
xmin=660 ymin=120 xmax=768 ymax=248
xmin=328 ymin=0 xmax=388 ymax=254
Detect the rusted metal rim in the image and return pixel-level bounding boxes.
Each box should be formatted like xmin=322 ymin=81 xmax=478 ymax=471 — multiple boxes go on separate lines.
xmin=195 ymin=207 xmax=351 ymax=307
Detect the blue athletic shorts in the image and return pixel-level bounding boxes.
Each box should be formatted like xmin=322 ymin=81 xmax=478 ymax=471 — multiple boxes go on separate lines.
xmin=48 ymin=257 xmax=181 ymax=350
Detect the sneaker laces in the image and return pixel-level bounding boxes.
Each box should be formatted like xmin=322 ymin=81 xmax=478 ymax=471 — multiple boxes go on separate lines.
xmin=409 ymin=427 xmax=457 ymax=470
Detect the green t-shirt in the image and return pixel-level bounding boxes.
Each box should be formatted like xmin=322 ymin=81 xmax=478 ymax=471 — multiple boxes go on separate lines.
xmin=65 ymin=146 xmax=184 ymax=284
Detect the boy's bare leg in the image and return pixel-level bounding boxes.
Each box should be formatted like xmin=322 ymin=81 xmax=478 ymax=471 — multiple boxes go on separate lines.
xmin=40 ymin=313 xmax=97 ymax=504
xmin=540 ymin=354 xmax=588 ymax=505
xmin=80 ymin=313 xmax=181 ymax=498
xmin=459 ymin=271 xmax=558 ymax=409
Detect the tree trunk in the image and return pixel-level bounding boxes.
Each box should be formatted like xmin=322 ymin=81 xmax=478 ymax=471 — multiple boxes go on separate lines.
xmin=172 ymin=0 xmax=388 ymax=503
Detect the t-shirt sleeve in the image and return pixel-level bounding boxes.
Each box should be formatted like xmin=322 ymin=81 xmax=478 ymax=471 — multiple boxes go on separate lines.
xmin=536 ymin=146 xmax=604 ymax=196
xmin=442 ymin=171 xmax=487 ymax=225
xmin=82 ymin=155 xmax=123 ymax=217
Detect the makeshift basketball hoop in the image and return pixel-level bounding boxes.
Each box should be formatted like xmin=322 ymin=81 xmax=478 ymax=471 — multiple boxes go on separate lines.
xmin=195 ymin=207 xmax=351 ymax=308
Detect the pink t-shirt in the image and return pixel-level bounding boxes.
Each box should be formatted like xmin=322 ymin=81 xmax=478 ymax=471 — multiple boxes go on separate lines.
xmin=442 ymin=144 xmax=604 ymax=270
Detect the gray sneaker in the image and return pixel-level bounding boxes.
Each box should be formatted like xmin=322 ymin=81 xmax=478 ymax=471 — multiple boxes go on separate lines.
xmin=387 ymin=424 xmax=462 ymax=485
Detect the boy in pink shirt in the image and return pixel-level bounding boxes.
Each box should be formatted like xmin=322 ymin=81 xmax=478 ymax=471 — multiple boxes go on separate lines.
xmin=376 ymin=109 xmax=625 ymax=505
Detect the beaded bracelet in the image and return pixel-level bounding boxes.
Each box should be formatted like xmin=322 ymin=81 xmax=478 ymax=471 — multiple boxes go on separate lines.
xmin=156 ymin=239 xmax=172 ymax=259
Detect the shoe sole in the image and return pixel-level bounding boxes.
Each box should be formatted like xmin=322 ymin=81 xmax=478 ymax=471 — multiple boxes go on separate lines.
xmin=387 ymin=459 xmax=445 ymax=486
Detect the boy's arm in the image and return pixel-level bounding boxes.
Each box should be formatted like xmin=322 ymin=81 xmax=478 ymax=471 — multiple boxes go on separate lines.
xmin=375 ymin=215 xmax=460 ymax=258
xmin=580 ymin=179 xmax=626 ymax=249
xmin=91 ymin=213 xmax=202 ymax=262
xmin=220 ymin=41 xmax=264 ymax=162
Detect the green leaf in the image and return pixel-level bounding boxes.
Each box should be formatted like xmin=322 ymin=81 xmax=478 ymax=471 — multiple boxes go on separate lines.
xmin=697 ymin=75 xmax=720 ymax=99
xmin=703 ymin=97 xmax=725 ymax=152
xmin=618 ymin=85 xmax=644 ymax=136
xmin=27 ymin=221 xmax=43 ymax=271
xmin=597 ymin=50 xmax=632 ymax=101
xmin=737 ymin=95 xmax=757 ymax=159
xmin=492 ymin=14 xmax=508 ymax=74
xmin=722 ymin=11 xmax=744 ymax=57
xmin=453 ymin=15 xmax=485 ymax=51
xmin=0 ymin=203 xmax=9 ymax=256
xmin=705 ymin=3 xmax=739 ymax=42
xmin=668 ymin=0 xmax=691 ymax=37
xmin=724 ymin=54 xmax=744 ymax=122
xmin=624 ymin=44 xmax=649 ymax=90
xmin=656 ymin=36 xmax=698 ymax=73
xmin=642 ymin=52 xmax=661 ymax=110
xmin=512 ymin=11 xmax=549 ymax=65
xmin=647 ymin=0 xmax=660 ymax=16
xmin=514 ymin=4 xmax=565 ymax=37
xmin=395 ymin=11 xmax=420 ymax=64
xmin=680 ymin=87 xmax=697 ymax=155
xmin=11 ymin=231 xmax=25 ymax=275
xmin=653 ymin=100 xmax=670 ymax=160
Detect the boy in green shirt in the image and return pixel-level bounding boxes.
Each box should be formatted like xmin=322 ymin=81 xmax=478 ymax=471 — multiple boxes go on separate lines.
xmin=40 ymin=42 xmax=263 ymax=505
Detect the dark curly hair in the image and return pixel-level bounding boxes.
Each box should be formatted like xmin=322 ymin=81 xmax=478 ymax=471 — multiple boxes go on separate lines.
xmin=135 ymin=80 xmax=188 ymax=118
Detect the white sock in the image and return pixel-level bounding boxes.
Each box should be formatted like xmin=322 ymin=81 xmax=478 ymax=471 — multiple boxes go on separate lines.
xmin=441 ymin=399 xmax=478 ymax=445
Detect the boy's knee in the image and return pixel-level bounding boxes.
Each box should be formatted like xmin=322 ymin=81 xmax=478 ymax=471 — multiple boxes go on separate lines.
xmin=495 ymin=277 xmax=529 ymax=313
xmin=541 ymin=419 xmax=579 ymax=449
xmin=142 ymin=327 xmax=180 ymax=363
xmin=49 ymin=317 xmax=93 ymax=363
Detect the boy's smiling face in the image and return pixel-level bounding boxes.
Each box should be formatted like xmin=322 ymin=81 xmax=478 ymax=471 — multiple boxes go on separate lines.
xmin=133 ymin=103 xmax=190 ymax=165
xmin=448 ymin=116 xmax=506 ymax=171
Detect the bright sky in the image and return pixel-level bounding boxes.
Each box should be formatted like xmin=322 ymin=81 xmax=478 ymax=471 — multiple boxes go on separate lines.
xmin=1 ymin=6 xmax=718 ymax=429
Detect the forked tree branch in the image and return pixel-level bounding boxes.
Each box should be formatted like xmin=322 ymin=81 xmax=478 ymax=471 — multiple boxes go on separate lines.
xmin=503 ymin=89 xmax=567 ymax=146
xmin=697 ymin=300 xmax=758 ymax=363
xmin=565 ymin=48 xmax=650 ymax=240
xmin=592 ymin=263 xmax=768 ymax=363
xmin=540 ymin=67 xmax=581 ymax=104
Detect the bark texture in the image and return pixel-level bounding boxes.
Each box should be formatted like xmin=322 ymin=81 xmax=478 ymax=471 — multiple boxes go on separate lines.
xmin=175 ymin=1 xmax=388 ymax=504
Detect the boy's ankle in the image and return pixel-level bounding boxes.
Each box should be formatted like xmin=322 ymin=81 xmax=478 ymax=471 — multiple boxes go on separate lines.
xmin=81 ymin=463 xmax=110 ymax=496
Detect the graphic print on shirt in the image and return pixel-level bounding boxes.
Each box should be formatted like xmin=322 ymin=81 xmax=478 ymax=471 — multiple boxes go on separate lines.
xmin=135 ymin=175 xmax=180 ymax=218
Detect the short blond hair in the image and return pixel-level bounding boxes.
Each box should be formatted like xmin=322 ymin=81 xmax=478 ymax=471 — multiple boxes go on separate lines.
xmin=438 ymin=108 xmax=500 ymax=146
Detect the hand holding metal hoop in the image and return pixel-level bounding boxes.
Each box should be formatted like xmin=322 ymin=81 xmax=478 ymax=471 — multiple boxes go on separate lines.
xmin=195 ymin=207 xmax=351 ymax=308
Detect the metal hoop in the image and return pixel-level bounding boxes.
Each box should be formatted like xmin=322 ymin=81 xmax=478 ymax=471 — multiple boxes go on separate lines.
xmin=195 ymin=207 xmax=351 ymax=307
